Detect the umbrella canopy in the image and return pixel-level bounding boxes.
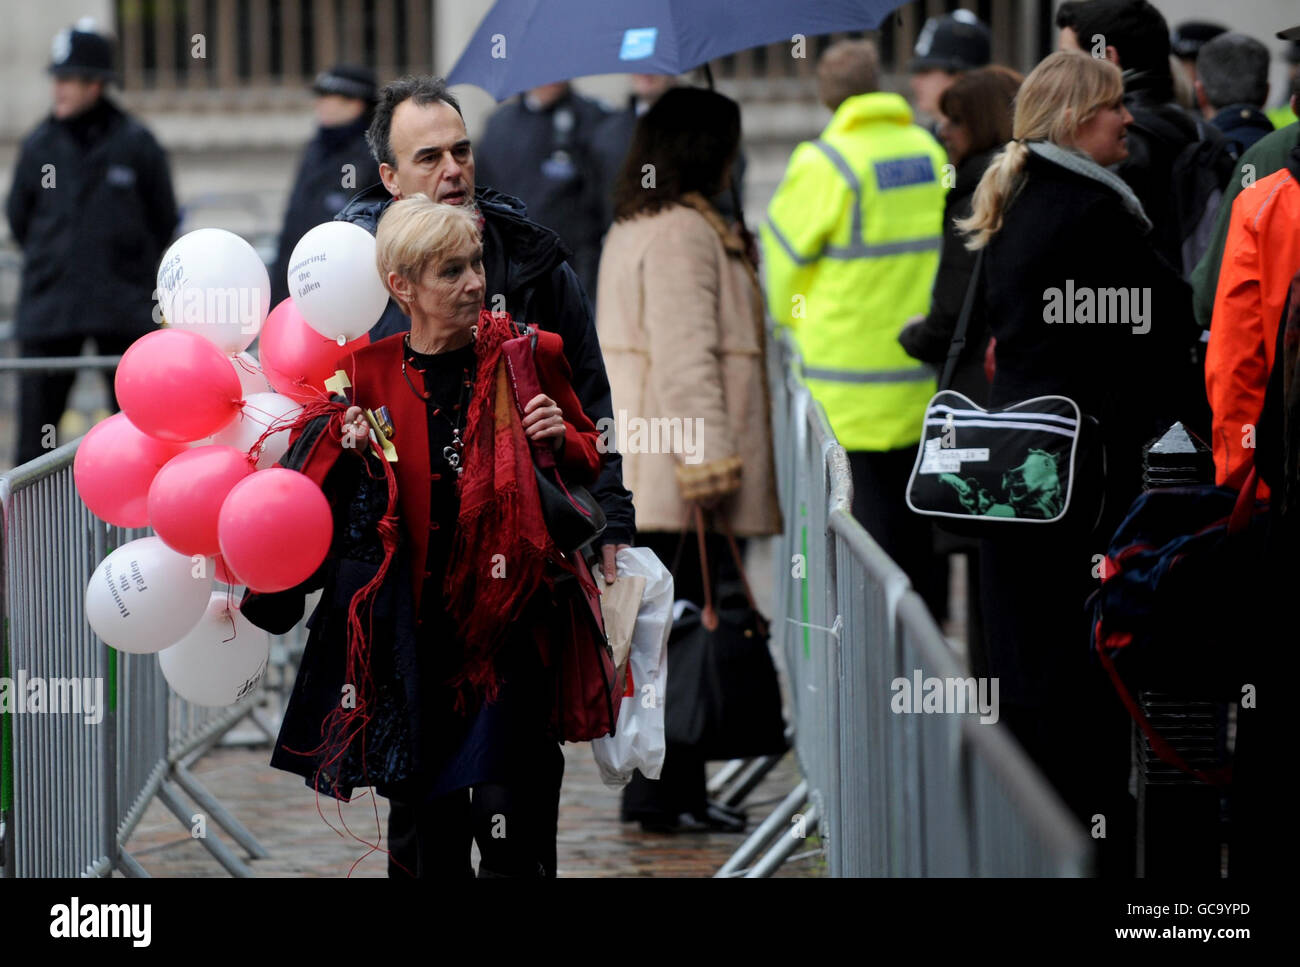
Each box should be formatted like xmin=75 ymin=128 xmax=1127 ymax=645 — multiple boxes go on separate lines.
xmin=447 ymin=0 xmax=910 ymax=101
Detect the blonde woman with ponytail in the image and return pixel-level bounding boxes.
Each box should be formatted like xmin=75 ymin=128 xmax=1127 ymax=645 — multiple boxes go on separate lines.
xmin=958 ymin=51 xmax=1200 ymax=877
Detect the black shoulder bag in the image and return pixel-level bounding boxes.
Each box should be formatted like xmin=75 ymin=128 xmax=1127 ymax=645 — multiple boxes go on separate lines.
xmin=905 ymin=249 xmax=1104 ymax=535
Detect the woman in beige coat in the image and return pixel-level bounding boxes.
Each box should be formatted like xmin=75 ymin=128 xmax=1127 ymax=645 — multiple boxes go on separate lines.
xmin=596 ymin=87 xmax=781 ymax=833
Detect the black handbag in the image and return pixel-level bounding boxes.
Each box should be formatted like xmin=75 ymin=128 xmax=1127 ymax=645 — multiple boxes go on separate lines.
xmin=502 ymin=326 xmax=607 ymax=552
xmin=905 ymin=249 xmax=1104 ymax=535
xmin=663 ymin=506 xmax=788 ymax=760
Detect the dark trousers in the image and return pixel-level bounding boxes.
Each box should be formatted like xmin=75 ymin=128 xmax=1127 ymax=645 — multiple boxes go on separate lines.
xmin=847 ymin=446 xmax=947 ymax=621
xmin=15 ymin=334 xmax=136 ymax=466
xmin=386 ymin=740 xmax=564 ymax=878
xmin=620 ymin=528 xmax=742 ymax=822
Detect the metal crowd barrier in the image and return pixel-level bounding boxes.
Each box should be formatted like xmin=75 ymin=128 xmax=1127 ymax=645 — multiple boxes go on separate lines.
xmin=0 ymin=441 xmax=300 ymax=877
xmin=719 ymin=327 xmax=1091 ymax=877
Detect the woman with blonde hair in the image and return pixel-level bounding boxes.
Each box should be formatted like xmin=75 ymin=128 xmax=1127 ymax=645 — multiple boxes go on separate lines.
xmin=956 ymin=50 xmax=1199 ymax=876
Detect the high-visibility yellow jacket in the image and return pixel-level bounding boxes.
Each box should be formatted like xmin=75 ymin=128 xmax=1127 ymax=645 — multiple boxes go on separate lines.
xmin=761 ymin=91 xmax=948 ymax=452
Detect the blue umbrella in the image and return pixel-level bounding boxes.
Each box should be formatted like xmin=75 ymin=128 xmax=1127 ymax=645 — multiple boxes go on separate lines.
xmin=447 ymin=0 xmax=910 ymax=101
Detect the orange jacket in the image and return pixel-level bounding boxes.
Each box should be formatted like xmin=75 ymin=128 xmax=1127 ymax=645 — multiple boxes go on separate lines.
xmin=1205 ymin=161 xmax=1300 ymax=497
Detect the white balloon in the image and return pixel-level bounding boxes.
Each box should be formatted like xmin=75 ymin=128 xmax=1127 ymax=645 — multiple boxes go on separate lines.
xmin=210 ymin=391 xmax=303 ymax=469
xmin=158 ymin=593 xmax=270 ymax=707
xmin=85 ymin=537 xmax=213 ymax=653
xmin=157 ymin=228 xmax=271 ymax=354
xmin=231 ymin=351 xmax=270 ymax=396
xmin=288 ymin=221 xmax=389 ymax=342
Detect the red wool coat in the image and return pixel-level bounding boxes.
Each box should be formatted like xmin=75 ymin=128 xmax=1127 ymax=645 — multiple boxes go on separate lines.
xmin=291 ymin=328 xmax=616 ymax=742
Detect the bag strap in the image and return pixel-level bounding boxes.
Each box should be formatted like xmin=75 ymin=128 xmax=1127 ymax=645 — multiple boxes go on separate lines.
xmin=1227 ymin=465 xmax=1261 ymax=536
xmin=940 ymin=247 xmax=985 ymax=392
xmin=1096 ymin=645 xmax=1232 ymax=787
xmin=692 ymin=504 xmax=719 ymax=631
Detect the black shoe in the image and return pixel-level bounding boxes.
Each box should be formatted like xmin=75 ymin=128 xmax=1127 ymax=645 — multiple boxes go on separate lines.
xmin=639 ymin=812 xmax=711 ymax=834
xmin=702 ymin=804 xmax=747 ymax=833
xmin=706 ymin=799 xmax=747 ymax=822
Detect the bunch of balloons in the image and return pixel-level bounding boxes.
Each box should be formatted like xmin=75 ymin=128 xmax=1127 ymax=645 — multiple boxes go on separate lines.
xmin=77 ymin=223 xmax=389 ymax=706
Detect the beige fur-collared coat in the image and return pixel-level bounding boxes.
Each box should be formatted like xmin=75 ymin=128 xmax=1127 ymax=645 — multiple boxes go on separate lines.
xmin=595 ymin=194 xmax=781 ymax=537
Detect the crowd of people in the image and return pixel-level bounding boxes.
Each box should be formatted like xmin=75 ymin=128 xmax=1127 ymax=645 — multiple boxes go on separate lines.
xmin=6 ymin=1 xmax=1296 ymax=878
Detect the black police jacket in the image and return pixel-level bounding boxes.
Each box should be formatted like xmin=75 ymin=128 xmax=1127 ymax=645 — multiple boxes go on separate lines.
xmin=270 ymin=113 xmax=380 ymax=306
xmin=5 ymin=96 xmax=178 ymax=340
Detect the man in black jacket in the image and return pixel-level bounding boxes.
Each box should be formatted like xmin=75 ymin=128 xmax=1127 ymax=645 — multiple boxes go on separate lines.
xmin=270 ymin=64 xmax=381 ymax=306
xmin=5 ymin=22 xmax=178 ymax=466
xmin=1056 ymin=0 xmax=1221 ymax=272
xmin=337 ymin=76 xmax=635 ymax=577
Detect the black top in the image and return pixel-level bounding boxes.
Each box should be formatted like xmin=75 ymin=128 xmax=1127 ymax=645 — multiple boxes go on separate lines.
xmin=5 ymin=96 xmax=179 ymax=339
xmin=404 ymin=340 xmax=557 ymax=802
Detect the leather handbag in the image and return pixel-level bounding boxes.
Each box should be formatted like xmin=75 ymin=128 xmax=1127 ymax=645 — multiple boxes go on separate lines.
xmin=501 ymin=325 xmax=607 ymax=552
xmin=663 ymin=505 xmax=788 ymax=760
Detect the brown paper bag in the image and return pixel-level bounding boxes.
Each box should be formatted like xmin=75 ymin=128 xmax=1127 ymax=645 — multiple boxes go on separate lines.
xmin=598 ymin=573 xmax=646 ymax=697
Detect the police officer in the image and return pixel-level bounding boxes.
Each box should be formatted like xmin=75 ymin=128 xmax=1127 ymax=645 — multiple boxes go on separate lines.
xmin=908 ymin=10 xmax=992 ymax=131
xmin=270 ymin=64 xmax=380 ymax=307
xmin=5 ymin=20 xmax=178 ymax=466
xmin=761 ymin=39 xmax=948 ymax=616
xmin=474 ymin=82 xmax=610 ymax=295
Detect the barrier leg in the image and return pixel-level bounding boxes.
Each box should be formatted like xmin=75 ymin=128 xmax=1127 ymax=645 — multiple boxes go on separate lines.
xmin=747 ymin=799 xmax=822 ymax=878
xmin=172 ymin=759 xmax=269 ymax=860
xmin=115 ymin=849 xmax=150 ymax=878
xmin=715 ymin=780 xmax=809 ymax=878
xmin=154 ymin=781 xmax=254 ymax=877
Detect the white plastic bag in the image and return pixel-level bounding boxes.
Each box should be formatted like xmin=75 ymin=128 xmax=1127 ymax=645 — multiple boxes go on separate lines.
xmin=590 ymin=546 xmax=672 ymax=788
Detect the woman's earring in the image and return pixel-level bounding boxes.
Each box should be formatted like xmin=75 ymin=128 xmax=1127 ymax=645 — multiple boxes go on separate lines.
xmin=470 ymin=324 xmax=478 ymax=340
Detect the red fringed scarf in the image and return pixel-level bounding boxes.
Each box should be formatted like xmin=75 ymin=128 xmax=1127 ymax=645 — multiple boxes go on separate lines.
xmin=442 ymin=309 xmax=555 ymax=707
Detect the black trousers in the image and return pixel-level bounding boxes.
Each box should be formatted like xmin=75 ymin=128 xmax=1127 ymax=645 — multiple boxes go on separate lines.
xmin=847 ymin=446 xmax=948 ymax=621
xmin=14 ymin=334 xmax=137 ymax=466
xmin=620 ymin=528 xmax=743 ymax=822
xmin=386 ymin=740 xmax=565 ymax=878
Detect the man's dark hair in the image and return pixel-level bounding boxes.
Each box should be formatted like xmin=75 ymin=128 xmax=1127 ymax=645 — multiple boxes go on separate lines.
xmin=367 ymin=75 xmax=463 ymax=168
xmin=612 ymin=87 xmax=741 ymax=221
xmin=1056 ymin=0 xmax=1171 ymax=76
xmin=1197 ymin=33 xmax=1270 ymax=110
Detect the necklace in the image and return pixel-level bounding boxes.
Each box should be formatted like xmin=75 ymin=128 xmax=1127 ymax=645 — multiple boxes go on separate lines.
xmin=401 ymin=335 xmax=476 ymax=476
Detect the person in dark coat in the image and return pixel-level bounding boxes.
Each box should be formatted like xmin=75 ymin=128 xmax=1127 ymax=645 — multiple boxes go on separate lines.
xmin=474 ymin=82 xmax=610 ymax=295
xmin=243 ymin=196 xmax=614 ymax=878
xmin=899 ymin=65 xmax=1022 ymax=406
xmin=335 ymin=76 xmax=635 ymax=586
xmin=4 ymin=22 xmax=178 ymax=466
xmin=1193 ymin=33 xmax=1275 ymax=158
xmin=1056 ymin=0 xmax=1217 ymax=272
xmin=591 ymin=74 xmax=747 ymax=232
xmin=956 ymin=51 xmax=1201 ymax=876
xmin=269 ymin=65 xmax=381 ymax=307
xmin=898 ymin=65 xmax=1020 ymax=684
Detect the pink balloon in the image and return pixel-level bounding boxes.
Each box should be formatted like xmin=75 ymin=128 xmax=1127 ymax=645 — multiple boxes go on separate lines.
xmin=74 ymin=414 xmax=189 ymax=527
xmin=259 ymin=298 xmax=369 ymax=404
xmin=218 ymin=468 xmax=332 ymax=593
xmin=148 ymin=446 xmax=255 ymax=556
xmin=115 ymin=329 xmax=243 ymax=441
xmin=213 ymin=554 xmax=245 ymax=586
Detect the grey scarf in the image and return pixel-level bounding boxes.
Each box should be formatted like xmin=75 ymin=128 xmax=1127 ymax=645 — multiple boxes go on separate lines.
xmin=1026 ymin=139 xmax=1152 ymax=233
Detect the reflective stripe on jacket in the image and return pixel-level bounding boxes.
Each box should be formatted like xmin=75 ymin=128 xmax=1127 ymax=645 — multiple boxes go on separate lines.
xmin=761 ymin=91 xmax=948 ymax=451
